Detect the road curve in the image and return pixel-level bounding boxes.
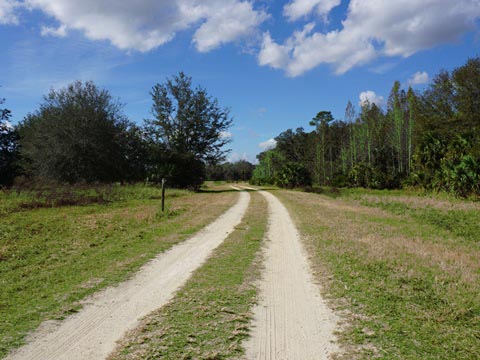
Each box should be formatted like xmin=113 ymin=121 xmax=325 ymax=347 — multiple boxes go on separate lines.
xmin=243 ymin=188 xmax=339 ymax=360
xmin=7 ymin=190 xmax=250 ymax=360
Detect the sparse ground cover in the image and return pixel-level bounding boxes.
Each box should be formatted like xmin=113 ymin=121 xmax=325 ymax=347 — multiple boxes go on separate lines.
xmin=0 ymin=183 xmax=237 ymax=358
xmin=110 ymin=191 xmax=268 ymax=360
xmin=275 ymin=188 xmax=479 ymax=359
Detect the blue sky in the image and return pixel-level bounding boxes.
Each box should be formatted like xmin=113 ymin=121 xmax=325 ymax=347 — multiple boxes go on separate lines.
xmin=1 ymin=0 xmax=479 ymax=163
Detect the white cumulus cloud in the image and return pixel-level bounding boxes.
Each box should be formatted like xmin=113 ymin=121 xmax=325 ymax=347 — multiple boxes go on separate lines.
xmin=408 ymin=71 xmax=429 ymax=86
xmin=359 ymin=90 xmax=384 ymax=107
xmin=0 ymin=0 xmax=20 ymax=24
xmin=17 ymin=0 xmax=267 ymax=52
xmin=193 ymin=1 xmax=268 ymax=52
xmin=259 ymin=138 xmax=277 ymax=150
xmin=284 ymin=0 xmax=341 ymax=21
xmin=260 ymin=0 xmax=480 ymax=76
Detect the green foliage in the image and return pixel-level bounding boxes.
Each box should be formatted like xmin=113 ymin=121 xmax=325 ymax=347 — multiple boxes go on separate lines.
xmin=0 ymin=97 xmax=20 ymax=186
xmin=206 ymin=160 xmax=255 ymax=182
xmin=147 ymin=150 xmax=206 ymax=190
xmin=276 ymin=162 xmax=311 ymax=188
xmin=412 ymin=134 xmax=480 ymax=197
xmin=17 ymin=81 xmax=140 ymax=184
xmin=250 ymin=149 xmax=284 ymax=185
xmin=144 ymin=72 xmax=233 ymax=188
xmin=255 ymin=57 xmax=480 ymax=197
xmin=145 ymin=72 xmax=232 ymax=164
xmin=442 ymin=154 xmax=480 ymax=197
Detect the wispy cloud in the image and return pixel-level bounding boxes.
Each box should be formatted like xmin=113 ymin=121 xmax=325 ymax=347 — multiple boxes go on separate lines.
xmin=284 ymin=0 xmax=341 ymax=22
xmin=0 ymin=0 xmax=20 ymax=25
xmin=41 ymin=24 xmax=68 ymax=37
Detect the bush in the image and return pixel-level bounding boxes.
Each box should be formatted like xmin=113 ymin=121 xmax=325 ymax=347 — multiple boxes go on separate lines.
xmin=147 ymin=151 xmax=205 ymax=190
xmin=276 ymin=162 xmax=311 ymax=188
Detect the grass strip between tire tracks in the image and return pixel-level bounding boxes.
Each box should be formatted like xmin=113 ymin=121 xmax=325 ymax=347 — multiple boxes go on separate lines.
xmin=110 ymin=191 xmax=268 ymax=360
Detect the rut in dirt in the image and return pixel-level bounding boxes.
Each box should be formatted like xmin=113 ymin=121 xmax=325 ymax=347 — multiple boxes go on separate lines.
xmin=7 ymin=190 xmax=250 ymax=360
xmin=243 ymin=189 xmax=339 ymax=360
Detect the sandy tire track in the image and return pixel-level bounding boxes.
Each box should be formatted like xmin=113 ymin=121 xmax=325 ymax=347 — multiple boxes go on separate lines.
xmin=7 ymin=189 xmax=250 ymax=360
xmin=243 ymin=189 xmax=338 ymax=360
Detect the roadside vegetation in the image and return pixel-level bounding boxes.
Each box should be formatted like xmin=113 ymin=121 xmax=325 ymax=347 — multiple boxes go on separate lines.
xmin=252 ymin=57 xmax=480 ymax=198
xmin=276 ymin=188 xmax=479 ymax=359
xmin=110 ymin=191 xmax=268 ymax=360
xmin=0 ymin=183 xmax=238 ymax=358
xmin=1 ymin=73 xmax=234 ymax=190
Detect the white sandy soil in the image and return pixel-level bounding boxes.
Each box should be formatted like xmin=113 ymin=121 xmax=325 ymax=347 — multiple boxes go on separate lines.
xmin=242 ymin=188 xmax=339 ymax=360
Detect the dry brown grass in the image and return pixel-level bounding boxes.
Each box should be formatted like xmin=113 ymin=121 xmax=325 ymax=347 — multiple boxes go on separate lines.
xmin=280 ymin=191 xmax=479 ymax=284
xmin=356 ymin=194 xmax=480 ymax=211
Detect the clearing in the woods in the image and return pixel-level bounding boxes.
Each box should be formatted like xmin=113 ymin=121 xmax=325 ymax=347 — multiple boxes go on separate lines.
xmin=2 ymin=184 xmax=478 ymax=359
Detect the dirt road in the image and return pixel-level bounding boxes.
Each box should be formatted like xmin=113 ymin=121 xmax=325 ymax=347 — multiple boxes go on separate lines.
xmin=7 ymin=190 xmax=250 ymax=360
xmin=243 ymin=189 xmax=339 ymax=360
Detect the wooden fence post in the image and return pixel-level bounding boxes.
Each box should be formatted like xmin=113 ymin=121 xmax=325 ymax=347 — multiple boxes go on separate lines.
xmin=161 ymin=178 xmax=166 ymax=213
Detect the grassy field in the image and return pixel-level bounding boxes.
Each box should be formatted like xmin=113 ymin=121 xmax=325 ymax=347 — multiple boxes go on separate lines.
xmin=3 ymin=183 xmax=478 ymax=359
xmin=275 ymin=188 xmax=479 ymax=359
xmin=0 ymin=183 xmax=238 ymax=358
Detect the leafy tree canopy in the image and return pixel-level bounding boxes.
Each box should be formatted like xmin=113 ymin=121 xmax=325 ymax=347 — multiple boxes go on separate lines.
xmin=18 ymin=81 xmax=136 ymax=183
xmin=145 ymin=72 xmax=233 ymax=165
xmin=0 ymin=97 xmax=20 ymax=185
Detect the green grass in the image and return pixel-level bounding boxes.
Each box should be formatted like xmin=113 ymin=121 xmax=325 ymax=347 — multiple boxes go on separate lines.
xmin=0 ymin=184 xmax=238 ymax=358
xmin=276 ymin=189 xmax=480 ymax=360
xmin=111 ymin=191 xmax=268 ymax=360
xmin=356 ymin=199 xmax=480 ymax=247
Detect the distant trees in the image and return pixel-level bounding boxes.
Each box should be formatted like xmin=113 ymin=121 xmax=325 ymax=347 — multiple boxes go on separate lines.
xmin=18 ymin=81 xmax=141 ymax=183
xmin=1 ymin=74 xmax=232 ymax=189
xmin=254 ymin=57 xmax=480 ymax=197
xmin=3 ymin=58 xmax=478 ymax=197
xmin=206 ymin=160 xmax=255 ymax=182
xmin=145 ymin=72 xmax=233 ymax=188
xmin=0 ymin=97 xmax=20 ymax=186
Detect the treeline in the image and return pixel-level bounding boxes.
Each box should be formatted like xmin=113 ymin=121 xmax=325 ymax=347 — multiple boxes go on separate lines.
xmin=206 ymin=160 xmax=255 ymax=182
xmin=252 ymin=57 xmax=480 ymax=197
xmin=0 ymin=73 xmax=232 ymax=189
